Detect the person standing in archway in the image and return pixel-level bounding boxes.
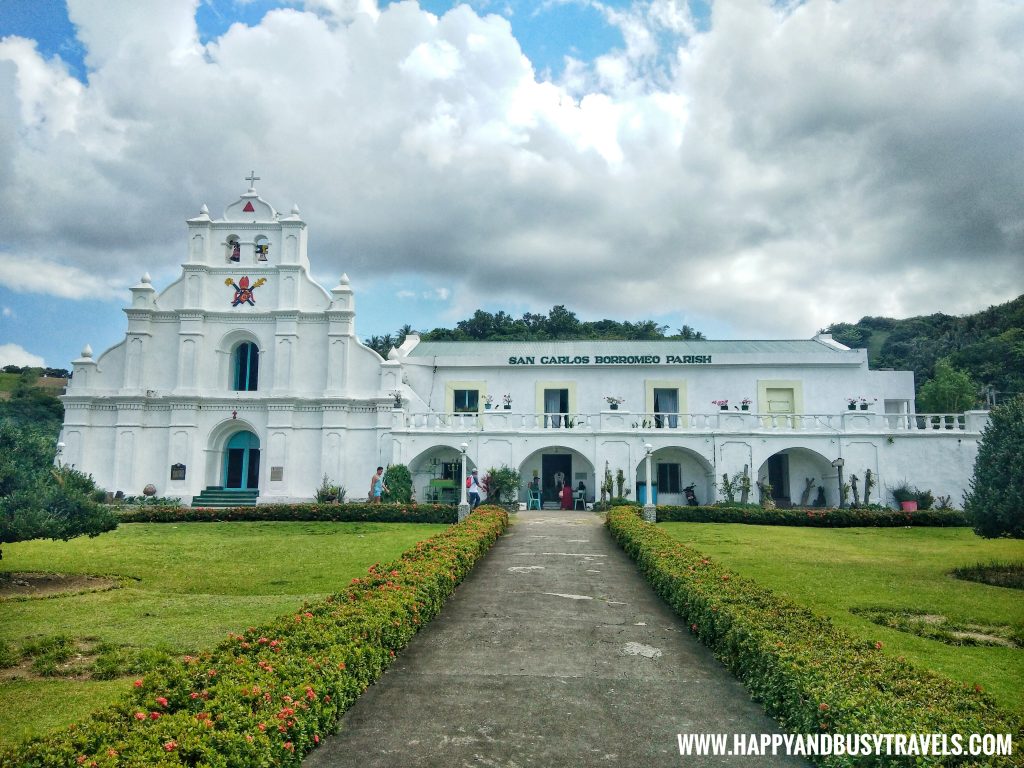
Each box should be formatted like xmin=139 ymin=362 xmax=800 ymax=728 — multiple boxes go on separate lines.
xmin=560 ymin=481 xmax=573 ymax=510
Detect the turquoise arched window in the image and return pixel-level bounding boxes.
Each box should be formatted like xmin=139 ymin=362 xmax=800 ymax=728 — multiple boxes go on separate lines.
xmin=233 ymin=342 xmax=259 ymax=391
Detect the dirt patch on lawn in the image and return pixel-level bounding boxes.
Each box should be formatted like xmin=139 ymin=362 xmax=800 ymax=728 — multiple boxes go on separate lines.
xmin=852 ymin=607 xmax=1022 ymax=649
xmin=0 ymin=573 xmax=119 ymax=601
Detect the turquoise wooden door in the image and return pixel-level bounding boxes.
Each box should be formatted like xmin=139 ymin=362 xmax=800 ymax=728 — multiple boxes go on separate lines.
xmin=223 ymin=431 xmax=260 ymax=489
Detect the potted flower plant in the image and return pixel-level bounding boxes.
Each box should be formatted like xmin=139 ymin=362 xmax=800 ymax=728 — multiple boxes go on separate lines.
xmin=605 ymin=396 xmax=624 ymax=410
xmin=712 ymin=399 xmax=729 ymax=411
xmin=483 ymin=394 xmax=494 ymax=410
xmin=846 ymin=397 xmax=858 ymax=411
xmin=740 ymin=398 xmax=752 ymax=411
xmin=859 ymin=397 xmax=877 ymax=411
xmin=503 ymin=393 xmax=512 ymax=410
xmin=891 ymin=482 xmax=918 ymax=512
xmin=389 ymin=389 xmax=403 ymax=408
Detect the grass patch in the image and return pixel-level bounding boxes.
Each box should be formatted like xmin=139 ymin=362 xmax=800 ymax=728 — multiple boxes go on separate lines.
xmin=0 ymin=520 xmax=446 ymax=746
xmin=659 ymin=523 xmax=1024 ymax=716
xmin=1 ymin=508 xmax=508 ymax=766
xmin=952 ymin=561 xmax=1024 ymax=590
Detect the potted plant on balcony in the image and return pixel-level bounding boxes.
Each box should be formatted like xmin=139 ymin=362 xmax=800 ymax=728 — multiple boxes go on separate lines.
xmin=483 ymin=394 xmax=493 ymax=410
xmin=859 ymin=397 xmax=877 ymax=411
xmin=712 ymin=399 xmax=729 ymax=411
xmin=740 ymin=398 xmax=752 ymax=411
xmin=503 ymin=393 xmax=512 ymax=410
xmin=388 ymin=389 xmax=403 ymax=409
xmin=604 ymin=395 xmax=624 ymax=411
xmin=846 ymin=397 xmax=858 ymax=411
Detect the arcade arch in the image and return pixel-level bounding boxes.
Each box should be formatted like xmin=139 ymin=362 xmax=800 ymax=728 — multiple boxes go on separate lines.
xmin=518 ymin=445 xmax=595 ymax=506
xmin=633 ymin=446 xmax=714 ymax=506
xmin=408 ymin=445 xmax=478 ymax=504
xmin=756 ymin=447 xmax=837 ymax=507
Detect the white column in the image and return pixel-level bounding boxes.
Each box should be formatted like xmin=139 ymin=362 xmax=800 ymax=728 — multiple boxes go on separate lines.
xmin=642 ymin=442 xmax=655 ymax=522
xmin=457 ymin=442 xmax=470 ymax=521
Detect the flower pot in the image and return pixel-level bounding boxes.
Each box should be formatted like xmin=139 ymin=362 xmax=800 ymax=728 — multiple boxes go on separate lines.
xmin=720 ymin=405 xmax=728 ymax=411
xmin=485 ymin=404 xmax=492 ymax=410
xmin=610 ymin=403 xmax=618 ymax=410
xmin=848 ymin=403 xmax=856 ymax=410
xmin=900 ymin=500 xmax=918 ymax=512
xmin=741 ymin=405 xmax=749 ymax=411
xmin=503 ymin=404 xmax=511 ymax=410
xmin=859 ymin=403 xmax=868 ymax=411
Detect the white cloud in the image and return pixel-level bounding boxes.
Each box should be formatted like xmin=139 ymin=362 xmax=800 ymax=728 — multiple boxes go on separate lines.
xmin=0 ymin=343 xmax=45 ymax=368
xmin=0 ymin=255 xmax=125 ymax=300
xmin=0 ymin=0 xmax=1021 ymax=336
xmin=396 ymin=289 xmax=417 ymax=299
xmin=2 ymin=307 xmax=12 ymax=318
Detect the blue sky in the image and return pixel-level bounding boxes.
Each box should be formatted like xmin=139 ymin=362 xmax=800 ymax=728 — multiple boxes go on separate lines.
xmin=0 ymin=0 xmax=1021 ymax=369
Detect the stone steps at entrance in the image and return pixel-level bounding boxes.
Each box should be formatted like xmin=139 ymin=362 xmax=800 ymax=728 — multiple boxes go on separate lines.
xmin=192 ymin=486 xmax=260 ymax=507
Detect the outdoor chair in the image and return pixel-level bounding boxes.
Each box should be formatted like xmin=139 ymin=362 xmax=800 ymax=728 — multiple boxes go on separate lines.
xmin=527 ymin=488 xmax=542 ymax=510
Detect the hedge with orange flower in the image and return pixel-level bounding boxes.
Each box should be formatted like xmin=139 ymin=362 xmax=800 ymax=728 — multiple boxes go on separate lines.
xmin=606 ymin=506 xmax=1023 ymax=768
xmin=0 ymin=506 xmax=508 ymax=767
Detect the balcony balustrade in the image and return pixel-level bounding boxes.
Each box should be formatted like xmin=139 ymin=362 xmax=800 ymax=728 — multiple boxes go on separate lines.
xmin=392 ymin=410 xmax=986 ymax=435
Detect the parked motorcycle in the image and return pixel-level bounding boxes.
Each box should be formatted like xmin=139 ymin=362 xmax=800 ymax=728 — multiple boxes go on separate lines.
xmin=683 ymin=483 xmax=698 ymax=506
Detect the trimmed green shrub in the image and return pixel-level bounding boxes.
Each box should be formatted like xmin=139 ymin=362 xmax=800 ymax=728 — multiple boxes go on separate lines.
xmin=117 ymin=502 xmax=457 ymax=524
xmin=0 ymin=506 xmax=508 ymax=766
xmin=965 ymin=394 xmax=1024 ymax=539
xmin=0 ymin=422 xmax=118 ymax=559
xmin=655 ymin=505 xmax=968 ymax=527
xmin=606 ymin=507 xmax=1023 ymax=767
xmin=382 ymin=464 xmax=413 ymax=503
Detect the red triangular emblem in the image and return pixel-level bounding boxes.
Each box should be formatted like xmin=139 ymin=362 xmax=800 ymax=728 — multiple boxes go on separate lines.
xmin=243 ymin=201 xmax=255 ymax=212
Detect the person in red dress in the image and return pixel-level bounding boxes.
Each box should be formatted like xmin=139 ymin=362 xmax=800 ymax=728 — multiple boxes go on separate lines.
xmin=560 ymin=482 xmax=573 ymax=509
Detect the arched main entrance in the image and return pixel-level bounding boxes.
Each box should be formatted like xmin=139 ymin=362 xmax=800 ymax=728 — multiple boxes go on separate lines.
xmin=518 ymin=446 xmax=595 ymax=507
xmin=223 ymin=431 xmax=261 ymax=489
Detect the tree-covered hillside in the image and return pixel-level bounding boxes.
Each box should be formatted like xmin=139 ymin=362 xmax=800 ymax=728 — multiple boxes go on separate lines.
xmin=823 ymin=294 xmax=1024 ymax=404
xmin=363 ymin=306 xmax=704 ymax=358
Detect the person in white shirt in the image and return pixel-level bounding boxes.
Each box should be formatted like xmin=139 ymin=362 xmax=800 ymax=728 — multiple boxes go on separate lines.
xmin=467 ymin=469 xmax=482 ymax=509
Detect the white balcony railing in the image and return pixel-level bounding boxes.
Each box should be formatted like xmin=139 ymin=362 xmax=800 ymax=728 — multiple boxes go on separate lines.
xmin=393 ymin=410 xmax=986 ymax=435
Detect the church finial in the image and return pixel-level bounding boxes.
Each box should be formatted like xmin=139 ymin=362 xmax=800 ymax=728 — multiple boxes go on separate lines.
xmin=245 ymin=170 xmax=261 ymax=191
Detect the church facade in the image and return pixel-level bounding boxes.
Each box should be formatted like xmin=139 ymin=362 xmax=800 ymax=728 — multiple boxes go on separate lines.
xmin=61 ymin=182 xmax=988 ymax=509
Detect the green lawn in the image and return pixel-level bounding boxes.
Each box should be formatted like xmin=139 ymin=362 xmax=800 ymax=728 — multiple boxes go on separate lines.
xmin=660 ymin=523 xmax=1024 ymax=716
xmin=0 ymin=521 xmax=446 ymax=745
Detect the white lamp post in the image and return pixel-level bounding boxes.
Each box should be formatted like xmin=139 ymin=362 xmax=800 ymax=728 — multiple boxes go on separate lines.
xmin=643 ymin=443 xmax=655 ymax=522
xmin=458 ymin=442 xmax=470 ymax=521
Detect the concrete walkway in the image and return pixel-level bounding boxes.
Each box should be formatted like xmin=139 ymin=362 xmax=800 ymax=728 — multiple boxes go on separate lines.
xmin=305 ymin=510 xmax=807 ymax=767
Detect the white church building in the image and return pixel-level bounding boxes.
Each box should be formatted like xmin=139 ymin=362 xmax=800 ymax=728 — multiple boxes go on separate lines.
xmin=60 ymin=181 xmax=989 ymax=509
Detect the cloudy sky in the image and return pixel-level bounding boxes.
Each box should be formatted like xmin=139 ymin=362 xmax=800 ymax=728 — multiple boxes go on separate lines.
xmin=1 ymin=0 xmax=1022 ymax=369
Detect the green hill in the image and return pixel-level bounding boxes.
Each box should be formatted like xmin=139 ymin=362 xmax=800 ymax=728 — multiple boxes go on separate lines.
xmin=823 ymin=294 xmax=1024 ymax=403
